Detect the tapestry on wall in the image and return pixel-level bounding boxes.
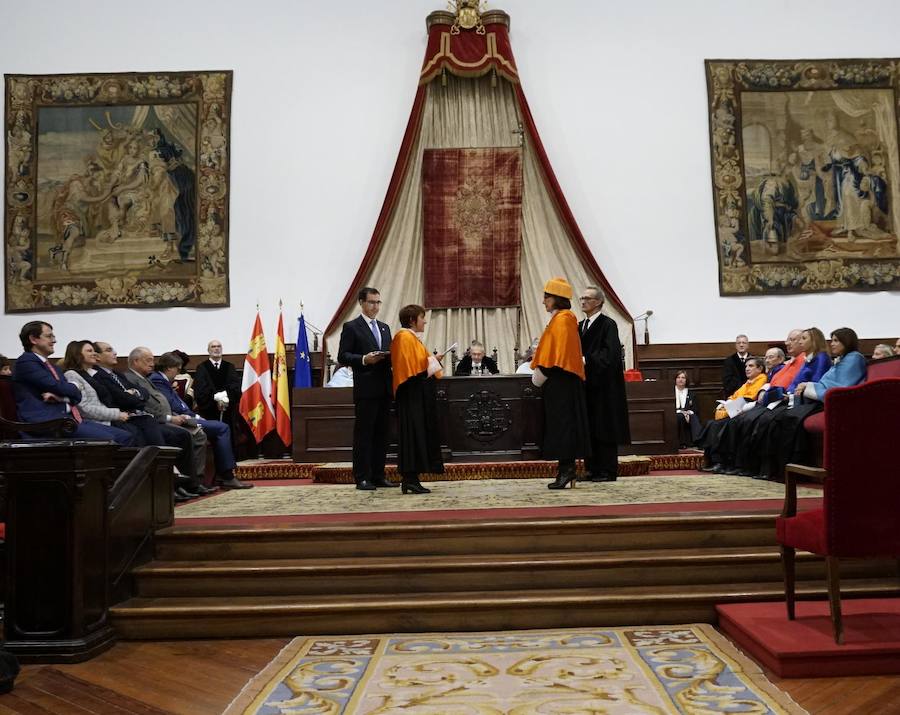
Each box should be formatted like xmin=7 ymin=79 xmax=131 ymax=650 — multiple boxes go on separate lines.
xmin=4 ymin=70 xmax=231 ymax=312
xmin=706 ymin=59 xmax=900 ymax=295
xmin=422 ymin=147 xmax=522 ymax=308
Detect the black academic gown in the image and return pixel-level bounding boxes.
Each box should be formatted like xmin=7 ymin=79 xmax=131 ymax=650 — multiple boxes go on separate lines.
xmin=722 ymin=353 xmax=748 ymax=397
xmin=580 ymin=314 xmax=630 ymax=475
xmin=395 ymin=373 xmax=444 ymax=476
xmin=193 ymin=359 xmax=242 ymax=421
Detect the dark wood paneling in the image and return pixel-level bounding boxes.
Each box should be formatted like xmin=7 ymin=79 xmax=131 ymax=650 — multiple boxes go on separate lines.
xmin=293 ymin=377 xmax=678 ymax=462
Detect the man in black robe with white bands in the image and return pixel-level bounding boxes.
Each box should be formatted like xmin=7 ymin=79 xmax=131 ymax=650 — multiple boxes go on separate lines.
xmin=578 ymin=285 xmax=631 ymax=482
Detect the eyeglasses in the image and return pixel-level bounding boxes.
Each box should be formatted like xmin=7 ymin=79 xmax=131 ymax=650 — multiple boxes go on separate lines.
xmin=364 ymin=300 xmax=382 ymax=306
xmin=578 ymin=297 xmax=598 ymax=302
xmin=40 ymin=332 xmax=55 ymax=339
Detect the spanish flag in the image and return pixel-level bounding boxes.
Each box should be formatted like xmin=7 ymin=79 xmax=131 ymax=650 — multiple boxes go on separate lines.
xmin=272 ymin=309 xmax=292 ymax=447
xmin=239 ymin=312 xmax=275 ymax=443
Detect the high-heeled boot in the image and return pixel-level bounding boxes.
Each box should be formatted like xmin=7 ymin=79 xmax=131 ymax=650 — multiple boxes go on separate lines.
xmin=548 ymin=461 xmax=577 ymax=490
xmin=401 ymin=473 xmax=431 ymax=494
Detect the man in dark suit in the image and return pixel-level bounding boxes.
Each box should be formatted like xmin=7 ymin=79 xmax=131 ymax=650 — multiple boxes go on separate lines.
xmin=722 ymin=334 xmax=750 ymax=397
xmin=12 ymin=320 xmax=132 ymax=443
xmin=578 ymin=287 xmax=631 ymax=482
xmin=94 ymin=341 xmax=214 ymax=497
xmin=338 ymin=286 xmax=395 ymax=490
xmin=193 ymin=339 xmax=242 ymax=422
xmin=454 ymin=341 xmax=500 ymax=376
xmin=148 ymin=351 xmax=252 ymax=490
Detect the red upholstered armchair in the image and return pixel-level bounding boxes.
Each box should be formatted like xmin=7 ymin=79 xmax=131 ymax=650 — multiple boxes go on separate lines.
xmin=776 ymin=377 xmax=900 ymax=644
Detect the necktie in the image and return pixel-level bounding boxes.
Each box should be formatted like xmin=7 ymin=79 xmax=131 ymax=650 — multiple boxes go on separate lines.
xmin=581 ymin=319 xmax=588 ymax=334
xmin=42 ymin=359 xmax=82 ymax=423
xmin=370 ymin=319 xmax=381 ymax=349
xmin=108 ymin=370 xmax=128 ymax=391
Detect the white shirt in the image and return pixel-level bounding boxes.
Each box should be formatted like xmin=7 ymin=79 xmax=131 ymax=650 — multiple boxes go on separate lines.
xmin=582 ymin=311 xmax=601 ymax=333
xmin=675 ymin=386 xmax=689 ymax=410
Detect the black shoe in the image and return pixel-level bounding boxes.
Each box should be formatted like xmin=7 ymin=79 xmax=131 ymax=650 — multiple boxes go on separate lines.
xmin=372 ymin=478 xmax=399 ymax=488
xmin=752 ymin=473 xmax=771 ymax=481
xmin=401 ymin=481 xmax=431 ymax=494
xmin=193 ymin=484 xmax=219 ymax=495
xmin=588 ymin=473 xmax=617 ymax=482
xmin=700 ymin=463 xmax=720 ymax=472
xmin=174 ymin=490 xmax=191 ymax=503
xmin=548 ymin=472 xmax=577 ymax=490
xmin=175 ymin=486 xmax=199 ymax=499
xmin=723 ymin=467 xmax=743 ymax=475
xmin=356 ymin=480 xmax=376 ymax=491
xmin=217 ymin=477 xmax=253 ymax=489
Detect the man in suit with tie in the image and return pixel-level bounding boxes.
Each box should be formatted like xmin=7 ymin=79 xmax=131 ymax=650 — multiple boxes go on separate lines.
xmin=338 ymin=286 xmax=395 ymax=491
xmin=94 ymin=341 xmax=214 ymax=496
xmin=12 ymin=321 xmax=134 ymax=443
xmin=149 ymin=351 xmax=252 ymax=490
xmin=578 ymin=287 xmax=631 ymax=482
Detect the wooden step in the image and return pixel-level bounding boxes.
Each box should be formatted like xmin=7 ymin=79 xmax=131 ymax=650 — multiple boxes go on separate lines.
xmin=133 ymin=548 xmax=899 ymax=598
xmin=110 ymin=578 xmax=900 ymax=639
xmin=156 ymin=513 xmax=777 ymax=560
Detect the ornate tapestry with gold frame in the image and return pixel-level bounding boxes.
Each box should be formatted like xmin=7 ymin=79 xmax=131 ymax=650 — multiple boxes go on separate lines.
xmin=706 ymin=59 xmax=900 ymax=295
xmin=4 ymin=70 xmax=231 ymax=311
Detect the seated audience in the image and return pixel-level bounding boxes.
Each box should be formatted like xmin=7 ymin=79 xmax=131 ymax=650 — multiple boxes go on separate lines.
xmin=673 ymin=369 xmax=701 ymax=448
xmin=0 ymin=355 xmax=11 ymax=376
xmin=700 ymin=357 xmax=766 ymax=471
xmin=325 ymin=365 xmax=353 ymax=387
xmin=872 ymin=343 xmax=894 ymax=359
xmin=61 ymin=340 xmax=164 ymax=447
xmin=757 ymin=327 xmax=866 ymax=480
xmin=150 ymin=351 xmax=252 ymax=490
xmin=454 ymin=340 xmax=500 ymax=376
xmin=171 ymin=349 xmax=195 ymax=410
xmin=94 ymin=341 xmax=212 ymax=499
xmin=894 ymin=338 xmax=900 ymax=356
xmin=721 ymin=334 xmax=750 ymax=397
xmin=125 ymin=346 xmax=219 ymax=499
xmin=12 ymin=321 xmax=135 ymax=444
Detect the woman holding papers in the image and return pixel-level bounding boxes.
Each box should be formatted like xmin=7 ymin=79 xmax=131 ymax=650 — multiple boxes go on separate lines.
xmin=390 ymin=304 xmax=445 ymax=494
xmin=530 ymin=277 xmax=591 ymax=490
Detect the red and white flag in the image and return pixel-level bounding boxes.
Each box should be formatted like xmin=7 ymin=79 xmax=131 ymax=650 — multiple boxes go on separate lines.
xmin=239 ymin=312 xmax=275 ymax=443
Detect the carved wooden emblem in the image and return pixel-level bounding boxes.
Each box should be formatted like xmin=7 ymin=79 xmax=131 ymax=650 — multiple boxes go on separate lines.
xmin=463 ymin=389 xmax=512 ymax=442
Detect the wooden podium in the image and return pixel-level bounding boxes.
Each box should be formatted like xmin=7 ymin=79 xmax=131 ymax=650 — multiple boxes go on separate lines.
xmin=292 ymin=376 xmax=677 ymax=463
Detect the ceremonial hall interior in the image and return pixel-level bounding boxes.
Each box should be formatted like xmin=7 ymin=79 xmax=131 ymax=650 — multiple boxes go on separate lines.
xmin=2 ymin=1 xmax=900 ymax=713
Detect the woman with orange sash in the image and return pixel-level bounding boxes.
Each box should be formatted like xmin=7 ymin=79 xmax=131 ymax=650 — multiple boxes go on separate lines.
xmin=391 ymin=304 xmax=445 ymax=494
xmin=531 ymin=277 xmax=592 ymax=489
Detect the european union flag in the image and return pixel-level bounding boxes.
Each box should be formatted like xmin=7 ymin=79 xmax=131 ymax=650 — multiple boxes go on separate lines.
xmin=294 ymin=314 xmax=313 ymax=388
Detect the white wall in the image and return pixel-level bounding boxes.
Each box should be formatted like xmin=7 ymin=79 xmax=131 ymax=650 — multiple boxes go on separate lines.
xmin=2 ymin=0 xmax=898 ymax=357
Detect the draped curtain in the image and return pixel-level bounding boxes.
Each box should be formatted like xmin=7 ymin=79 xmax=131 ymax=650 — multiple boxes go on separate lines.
xmin=324 ymin=74 xmax=634 ymax=374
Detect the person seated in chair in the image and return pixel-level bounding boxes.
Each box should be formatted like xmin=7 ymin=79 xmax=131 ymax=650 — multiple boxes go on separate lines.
xmin=0 ymin=355 xmax=11 ymax=377
xmin=454 ymin=340 xmax=499 ymax=376
xmin=150 ymin=351 xmax=252 ymax=490
xmin=93 ymin=340 xmax=212 ymax=498
xmin=872 ymin=343 xmax=894 ymax=360
xmin=673 ymin=370 xmax=701 ymax=448
xmin=12 ymin=320 xmax=135 ymax=444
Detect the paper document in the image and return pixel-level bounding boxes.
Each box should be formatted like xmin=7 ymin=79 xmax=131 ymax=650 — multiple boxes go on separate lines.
xmin=723 ymin=397 xmax=746 ymax=418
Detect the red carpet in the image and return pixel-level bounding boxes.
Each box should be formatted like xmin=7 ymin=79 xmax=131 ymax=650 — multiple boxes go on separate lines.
xmin=717 ymin=599 xmax=900 ymax=677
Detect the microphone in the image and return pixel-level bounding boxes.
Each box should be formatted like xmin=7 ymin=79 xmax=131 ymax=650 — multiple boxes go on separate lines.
xmin=632 ymin=310 xmax=653 ymax=344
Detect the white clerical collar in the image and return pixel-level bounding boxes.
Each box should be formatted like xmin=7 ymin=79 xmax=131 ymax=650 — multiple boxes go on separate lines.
xmin=212 ymin=360 xmax=220 ymax=368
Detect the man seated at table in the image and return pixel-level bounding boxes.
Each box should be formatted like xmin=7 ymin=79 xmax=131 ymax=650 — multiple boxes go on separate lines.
xmin=454 ymin=340 xmax=500 ymax=376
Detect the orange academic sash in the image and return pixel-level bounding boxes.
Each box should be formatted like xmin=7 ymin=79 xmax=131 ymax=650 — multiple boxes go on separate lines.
xmin=530 ymin=310 xmax=585 ymax=380
xmin=391 ymin=329 xmax=442 ymax=396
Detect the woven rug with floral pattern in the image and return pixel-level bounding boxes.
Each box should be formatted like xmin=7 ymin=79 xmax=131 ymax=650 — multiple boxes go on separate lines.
xmin=224 ymin=625 xmax=806 ymax=714
xmin=175 ymin=475 xmax=819 ymax=519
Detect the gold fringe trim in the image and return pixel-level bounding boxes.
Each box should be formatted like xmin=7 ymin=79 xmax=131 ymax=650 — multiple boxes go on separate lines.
xmin=313 ymin=458 xmax=651 ymax=484
xmin=234 ymin=462 xmax=318 ymax=480
xmin=650 ymin=454 xmax=704 ymax=471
